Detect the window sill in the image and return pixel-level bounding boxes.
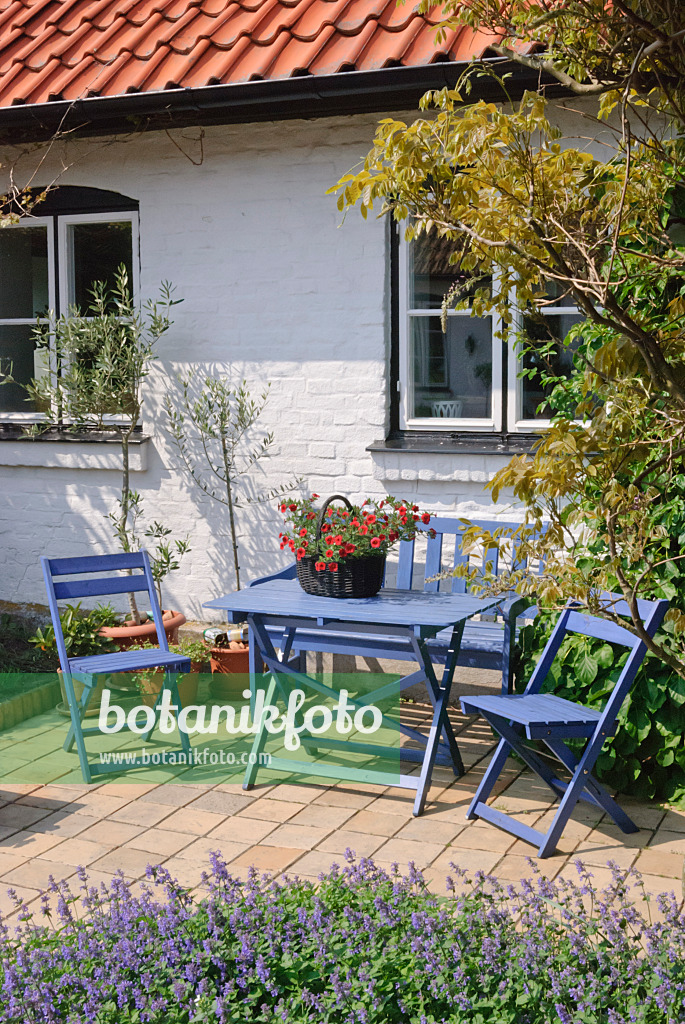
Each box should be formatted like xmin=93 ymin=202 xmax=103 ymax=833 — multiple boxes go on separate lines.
xmin=367 ymin=432 xmax=540 ymax=484
xmin=367 ymin=432 xmax=541 ymax=456
xmin=0 ymin=426 xmax=150 ymax=471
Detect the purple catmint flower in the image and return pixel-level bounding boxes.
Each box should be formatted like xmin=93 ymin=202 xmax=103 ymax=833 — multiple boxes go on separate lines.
xmin=0 ymin=855 xmax=682 ymax=1023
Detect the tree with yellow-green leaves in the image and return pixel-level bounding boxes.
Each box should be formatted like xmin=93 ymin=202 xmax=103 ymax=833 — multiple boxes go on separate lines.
xmin=332 ymin=0 xmax=685 ymax=686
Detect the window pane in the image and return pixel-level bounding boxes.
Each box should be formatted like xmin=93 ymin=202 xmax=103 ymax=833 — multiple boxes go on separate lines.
xmin=69 ymin=221 xmax=133 ymax=310
xmin=0 ymin=324 xmax=41 ymax=412
xmin=0 ymin=227 xmax=48 ymax=319
xmin=410 ymin=315 xmax=492 ymax=419
xmin=408 ymin=232 xmax=491 ymax=309
xmin=535 ymin=279 xmax=576 ymax=308
xmin=520 ymin=312 xmax=584 ymax=419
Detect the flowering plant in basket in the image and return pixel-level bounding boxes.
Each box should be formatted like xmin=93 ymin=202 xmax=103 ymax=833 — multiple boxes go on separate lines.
xmin=279 ymin=494 xmax=434 ymax=577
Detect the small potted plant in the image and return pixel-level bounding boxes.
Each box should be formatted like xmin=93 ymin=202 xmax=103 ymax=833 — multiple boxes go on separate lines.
xmin=128 ymin=637 xmax=209 ymax=707
xmin=279 ymin=494 xmax=435 ymax=598
xmin=165 ymin=372 xmax=300 ymax=688
xmin=26 ymin=268 xmax=190 ymax=637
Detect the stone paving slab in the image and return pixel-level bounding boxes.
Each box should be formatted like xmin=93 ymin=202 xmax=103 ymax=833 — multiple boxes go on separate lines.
xmin=0 ymin=698 xmax=680 ymax=920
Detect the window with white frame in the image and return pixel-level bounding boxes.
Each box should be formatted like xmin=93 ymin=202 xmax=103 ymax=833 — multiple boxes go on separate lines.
xmin=398 ymin=229 xmax=583 ymax=435
xmin=0 ymin=187 xmax=138 ymax=418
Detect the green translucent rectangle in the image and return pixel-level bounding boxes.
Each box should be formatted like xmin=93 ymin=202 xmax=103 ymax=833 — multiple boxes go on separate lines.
xmin=0 ymin=671 xmax=408 ymax=788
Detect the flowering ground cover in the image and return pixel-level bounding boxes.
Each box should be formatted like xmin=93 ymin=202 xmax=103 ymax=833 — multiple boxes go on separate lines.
xmin=0 ymin=853 xmax=683 ymax=1023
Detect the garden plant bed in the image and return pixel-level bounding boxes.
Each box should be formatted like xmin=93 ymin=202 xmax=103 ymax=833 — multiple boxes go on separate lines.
xmin=0 ymin=854 xmax=683 ymax=1022
xmin=0 ymin=675 xmax=61 ymax=731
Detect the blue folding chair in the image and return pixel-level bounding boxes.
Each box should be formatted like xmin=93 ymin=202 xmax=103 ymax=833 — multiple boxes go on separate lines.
xmin=461 ymin=594 xmax=669 ymax=857
xmin=41 ymin=551 xmax=192 ymax=783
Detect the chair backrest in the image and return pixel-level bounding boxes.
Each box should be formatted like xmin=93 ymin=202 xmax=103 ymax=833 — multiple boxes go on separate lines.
xmin=40 ymin=550 xmax=168 ymax=672
xmin=395 ymin=516 xmax=545 ymax=594
xmin=525 ymin=592 xmax=669 ymax=732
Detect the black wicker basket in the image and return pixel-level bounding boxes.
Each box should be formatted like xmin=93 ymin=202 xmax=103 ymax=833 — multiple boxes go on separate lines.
xmin=296 ymin=494 xmax=386 ymax=598
xmin=297 ymin=553 xmax=385 ymax=598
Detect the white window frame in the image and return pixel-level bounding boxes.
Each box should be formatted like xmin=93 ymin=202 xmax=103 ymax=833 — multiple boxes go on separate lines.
xmin=507 ymin=298 xmax=582 ymax=432
xmin=57 ymin=210 xmax=139 ymax=314
xmin=399 ymin=232 xmax=503 ymax=432
xmin=0 ymin=210 xmax=139 ymax=423
xmin=0 ymin=216 xmax=56 ymax=422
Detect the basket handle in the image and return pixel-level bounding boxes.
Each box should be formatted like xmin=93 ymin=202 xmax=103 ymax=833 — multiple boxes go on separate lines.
xmin=315 ymin=494 xmax=353 ymax=543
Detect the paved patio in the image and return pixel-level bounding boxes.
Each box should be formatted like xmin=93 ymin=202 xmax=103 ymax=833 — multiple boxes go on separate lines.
xmin=0 ymin=690 xmax=682 ymax=920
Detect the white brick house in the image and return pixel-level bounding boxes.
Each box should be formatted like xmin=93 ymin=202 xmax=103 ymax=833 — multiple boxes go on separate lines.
xmin=0 ymin=3 xmax=582 ymax=619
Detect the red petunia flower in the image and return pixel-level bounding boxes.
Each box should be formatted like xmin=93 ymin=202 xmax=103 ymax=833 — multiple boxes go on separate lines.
xmin=325 ymin=549 xmax=334 ymax=558
xmin=288 ymin=503 xmax=298 ymax=511
xmin=344 ymin=543 xmax=356 ymax=554
xmin=315 ymin=561 xmax=326 ymax=571
xmin=333 ymin=534 xmax=343 ymax=545
xmin=421 ymin=513 xmax=431 ymax=524
xmin=365 ymin=514 xmax=377 ymax=524
xmin=351 ymin=518 xmax=360 ymax=527
xmin=370 ymin=537 xmax=381 ymax=548
xmin=359 ymin=525 xmax=369 ymax=535
xmin=280 ymin=504 xmax=287 ymax=512
xmin=312 ymin=493 xmax=320 ymax=499
xmin=328 ymin=562 xmax=338 ymax=572
xmin=321 ymin=524 xmax=330 ymax=533
xmin=299 ymin=528 xmax=308 ymax=537
xmin=307 ymin=512 xmax=316 ymax=520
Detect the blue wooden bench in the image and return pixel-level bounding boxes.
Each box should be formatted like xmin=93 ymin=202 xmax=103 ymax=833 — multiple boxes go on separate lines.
xmin=250 ymin=516 xmax=544 ymax=694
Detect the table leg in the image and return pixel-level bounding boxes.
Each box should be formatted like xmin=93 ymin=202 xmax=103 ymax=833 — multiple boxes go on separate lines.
xmin=243 ymin=613 xmax=470 ymax=816
xmin=410 ymin=622 xmax=465 ymax=815
xmin=243 ymin=673 xmax=278 ymax=790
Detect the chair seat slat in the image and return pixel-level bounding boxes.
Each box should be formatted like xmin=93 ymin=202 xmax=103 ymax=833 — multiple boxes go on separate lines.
xmin=462 ymin=693 xmax=602 ymax=728
xmin=71 ymin=649 xmax=191 ymax=675
xmin=53 ymin=577 xmax=150 ymax=599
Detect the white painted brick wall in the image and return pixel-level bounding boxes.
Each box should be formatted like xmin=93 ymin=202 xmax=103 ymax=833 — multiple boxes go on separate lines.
xmin=0 ymin=107 xmax=580 ymax=620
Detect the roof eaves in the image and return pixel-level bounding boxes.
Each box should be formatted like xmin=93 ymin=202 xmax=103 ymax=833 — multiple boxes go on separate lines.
xmin=0 ymin=58 xmax=554 ymax=143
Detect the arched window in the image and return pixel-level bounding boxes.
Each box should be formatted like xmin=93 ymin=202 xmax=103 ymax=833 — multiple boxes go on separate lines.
xmin=0 ymin=186 xmax=139 ymax=416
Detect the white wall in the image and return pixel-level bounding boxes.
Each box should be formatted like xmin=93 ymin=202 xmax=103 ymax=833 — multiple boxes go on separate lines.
xmin=1 ymin=105 xmax=597 ymax=620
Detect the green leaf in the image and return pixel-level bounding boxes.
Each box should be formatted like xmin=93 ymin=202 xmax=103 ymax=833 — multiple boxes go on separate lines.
xmin=595 ymin=643 xmax=614 ymax=669
xmin=575 ymin=651 xmax=599 ymax=685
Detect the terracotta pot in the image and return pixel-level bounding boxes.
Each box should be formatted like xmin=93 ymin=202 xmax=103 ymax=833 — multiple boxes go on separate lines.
xmin=138 ymin=665 xmax=201 ymax=708
xmin=209 ymin=643 xmax=250 ymax=700
xmin=99 ymin=610 xmax=186 ymax=651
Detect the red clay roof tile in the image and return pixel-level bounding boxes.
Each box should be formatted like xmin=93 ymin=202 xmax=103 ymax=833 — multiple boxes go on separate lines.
xmin=0 ymin=1 xmax=494 ymax=108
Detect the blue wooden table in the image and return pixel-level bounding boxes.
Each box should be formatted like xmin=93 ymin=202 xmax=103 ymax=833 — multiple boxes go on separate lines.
xmin=205 ymin=579 xmax=500 ymax=815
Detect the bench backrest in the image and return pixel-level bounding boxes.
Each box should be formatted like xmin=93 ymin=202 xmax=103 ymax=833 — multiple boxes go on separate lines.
xmin=394 ymin=516 xmax=543 ymax=594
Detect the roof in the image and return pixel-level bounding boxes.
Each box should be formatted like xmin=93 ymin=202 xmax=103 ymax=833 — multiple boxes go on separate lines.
xmin=0 ymin=1 xmax=496 ymax=108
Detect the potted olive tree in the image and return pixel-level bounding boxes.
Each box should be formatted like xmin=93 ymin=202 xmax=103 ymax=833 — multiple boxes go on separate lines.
xmin=164 ymin=373 xmax=300 ymax=694
xmin=26 ymin=267 xmax=189 ymax=640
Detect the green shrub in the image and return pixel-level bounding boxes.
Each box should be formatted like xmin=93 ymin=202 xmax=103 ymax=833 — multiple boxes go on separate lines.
xmin=28 ymin=603 xmax=119 ymax=662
